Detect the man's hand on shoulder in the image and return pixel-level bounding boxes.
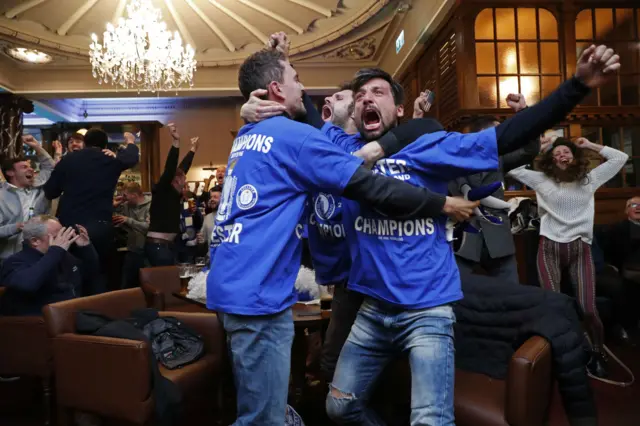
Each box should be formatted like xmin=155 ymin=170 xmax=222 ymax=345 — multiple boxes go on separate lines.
xmin=442 ymin=197 xmax=479 ymax=222
xmin=240 ymin=89 xmax=287 ymax=123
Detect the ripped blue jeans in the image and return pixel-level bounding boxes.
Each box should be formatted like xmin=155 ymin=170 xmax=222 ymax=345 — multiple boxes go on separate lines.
xmin=326 ymin=298 xmax=456 ymax=426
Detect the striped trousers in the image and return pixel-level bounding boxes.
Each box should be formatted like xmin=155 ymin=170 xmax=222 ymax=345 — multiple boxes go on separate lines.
xmin=537 ymin=236 xmax=604 ymax=352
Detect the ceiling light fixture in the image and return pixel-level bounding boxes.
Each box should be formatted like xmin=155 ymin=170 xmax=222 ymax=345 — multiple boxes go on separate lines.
xmin=6 ymin=47 xmax=52 ymax=64
xmin=89 ymin=0 xmax=197 ymax=93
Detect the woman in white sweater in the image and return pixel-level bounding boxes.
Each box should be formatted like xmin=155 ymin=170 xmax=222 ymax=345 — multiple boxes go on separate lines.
xmin=508 ymin=137 xmax=628 ymax=376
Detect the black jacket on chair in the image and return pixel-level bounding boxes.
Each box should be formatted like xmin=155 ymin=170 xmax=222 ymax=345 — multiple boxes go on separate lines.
xmin=455 ymin=271 xmax=596 ymax=425
xmin=0 ymin=243 xmax=99 ymax=316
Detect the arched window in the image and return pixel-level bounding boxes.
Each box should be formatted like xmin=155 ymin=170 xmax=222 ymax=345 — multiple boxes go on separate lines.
xmin=474 ymin=8 xmax=561 ymax=108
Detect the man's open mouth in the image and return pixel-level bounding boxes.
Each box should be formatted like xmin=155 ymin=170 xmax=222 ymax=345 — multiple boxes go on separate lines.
xmin=321 ymin=105 xmax=333 ymax=121
xmin=362 ymin=107 xmax=381 ymax=131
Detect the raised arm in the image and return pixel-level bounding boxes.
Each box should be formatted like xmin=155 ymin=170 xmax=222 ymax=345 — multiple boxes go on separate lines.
xmin=116 ymin=132 xmax=140 ymax=170
xmin=157 ymin=124 xmax=181 ymax=187
xmin=576 ymin=138 xmax=629 ymax=189
xmin=178 ymin=137 xmax=199 ymax=174
xmin=506 ymin=166 xmax=548 ymax=191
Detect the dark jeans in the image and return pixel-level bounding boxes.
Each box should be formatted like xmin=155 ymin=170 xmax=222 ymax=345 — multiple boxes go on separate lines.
xmin=321 ymin=281 xmax=365 ymax=382
xmin=144 ymin=242 xmax=176 ymax=266
xmin=81 ymin=220 xmax=113 ymax=295
xmin=121 ymin=251 xmax=146 ymax=289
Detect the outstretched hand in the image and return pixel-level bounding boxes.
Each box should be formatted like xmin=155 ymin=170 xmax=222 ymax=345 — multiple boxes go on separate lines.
xmin=167 ymin=123 xmax=180 ymax=140
xmin=443 ymin=197 xmax=480 ymax=222
xmin=575 ymin=44 xmax=620 ymax=88
xmin=240 ymin=89 xmax=287 ymax=122
xmin=190 ymin=137 xmax=200 ymax=152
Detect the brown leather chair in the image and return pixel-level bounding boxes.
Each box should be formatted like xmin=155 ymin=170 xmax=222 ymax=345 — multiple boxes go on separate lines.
xmin=139 ymin=266 xmax=208 ymax=312
xmin=0 ymin=287 xmax=54 ymax=425
xmin=375 ymin=336 xmax=552 ymax=426
xmin=43 ymin=288 xmax=226 ymax=425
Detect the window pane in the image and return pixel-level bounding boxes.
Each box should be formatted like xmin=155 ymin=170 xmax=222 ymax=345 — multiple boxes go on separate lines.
xmin=621 ymin=75 xmax=640 ymax=106
xmin=615 ymin=9 xmax=634 ymax=39
xmin=602 ymin=127 xmax=622 ymax=149
xmin=540 ymin=42 xmax=559 ymax=74
xmin=519 ymin=42 xmax=539 ymax=74
xmin=478 ymin=77 xmax=498 ymax=107
xmin=475 ymin=43 xmax=496 ymax=74
xmin=499 ymin=76 xmax=519 ymax=107
xmin=625 ymin=159 xmax=637 ymax=187
xmin=475 ymin=8 xmax=495 ymax=40
xmin=541 ymin=76 xmax=561 ymax=97
xmin=626 ymin=127 xmax=640 ymax=157
xmin=517 ymin=8 xmax=537 ymax=39
xmin=576 ymin=9 xmax=593 ymax=40
xmin=538 ymin=8 xmax=558 ymax=39
xmin=497 ymin=42 xmax=517 ymax=73
xmin=520 ymin=76 xmax=540 ymax=104
xmin=617 ymin=42 xmax=638 ymax=74
xmin=495 ymin=8 xmax=515 ymax=39
xmin=599 ymin=79 xmax=619 ymax=106
xmin=595 ymin=9 xmax=614 ymax=40
xmin=582 ymin=126 xmax=601 ymax=144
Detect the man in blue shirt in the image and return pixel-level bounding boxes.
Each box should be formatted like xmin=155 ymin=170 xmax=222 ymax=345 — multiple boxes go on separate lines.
xmin=208 ymin=48 xmax=466 ymax=426
xmin=326 ymin=43 xmax=621 ymax=425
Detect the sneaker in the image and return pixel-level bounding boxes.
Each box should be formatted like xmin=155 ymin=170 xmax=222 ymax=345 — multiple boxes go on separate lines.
xmin=587 ymin=351 xmax=608 ymax=378
xmin=0 ymin=376 xmax=20 ymax=382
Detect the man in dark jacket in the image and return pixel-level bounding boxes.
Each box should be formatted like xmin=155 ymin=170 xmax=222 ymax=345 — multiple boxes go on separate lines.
xmin=449 ymin=95 xmax=540 ymax=283
xmin=44 ymin=129 xmax=138 ymax=293
xmin=0 ymin=215 xmax=99 ymax=316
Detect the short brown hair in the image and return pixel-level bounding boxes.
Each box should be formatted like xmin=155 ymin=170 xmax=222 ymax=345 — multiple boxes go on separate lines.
xmin=68 ymin=133 xmax=85 ymax=143
xmin=0 ymin=157 xmax=27 ymax=178
xmin=238 ymin=49 xmax=287 ymax=100
xmin=124 ymin=182 xmax=143 ymax=195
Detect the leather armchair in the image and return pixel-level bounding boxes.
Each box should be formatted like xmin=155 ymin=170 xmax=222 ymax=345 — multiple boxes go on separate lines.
xmin=0 ymin=288 xmax=53 ymax=425
xmin=374 ymin=336 xmax=552 ymax=426
xmin=139 ymin=266 xmax=208 ymax=312
xmin=42 ymin=288 xmax=226 ymax=425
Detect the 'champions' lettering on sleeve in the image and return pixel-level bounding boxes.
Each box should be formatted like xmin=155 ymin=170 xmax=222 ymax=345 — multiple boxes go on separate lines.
xmin=309 ymin=213 xmax=346 ymax=240
xmin=231 ymin=134 xmax=273 ymax=154
xmin=211 ymin=223 xmax=243 ymax=246
xmin=354 ymin=217 xmax=434 ymax=239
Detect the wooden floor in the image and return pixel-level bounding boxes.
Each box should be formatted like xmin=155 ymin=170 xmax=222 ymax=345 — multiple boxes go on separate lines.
xmin=2 ymin=334 xmax=639 ymax=426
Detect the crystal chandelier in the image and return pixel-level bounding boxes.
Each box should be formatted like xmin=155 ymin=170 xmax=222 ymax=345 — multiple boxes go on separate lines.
xmin=89 ymin=0 xmax=197 ymax=93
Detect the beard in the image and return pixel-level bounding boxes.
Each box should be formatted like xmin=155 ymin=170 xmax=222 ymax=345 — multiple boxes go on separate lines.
xmin=289 ymin=101 xmax=307 ymax=120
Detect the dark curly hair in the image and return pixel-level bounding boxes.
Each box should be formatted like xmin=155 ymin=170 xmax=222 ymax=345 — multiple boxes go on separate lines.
xmin=535 ymin=137 xmax=590 ymax=184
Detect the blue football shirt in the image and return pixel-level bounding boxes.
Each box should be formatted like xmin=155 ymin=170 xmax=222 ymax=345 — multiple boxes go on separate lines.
xmin=207 ymin=116 xmax=364 ymax=315
xmin=307 ymin=123 xmax=364 ymax=285
xmin=343 ymin=127 xmax=499 ymax=309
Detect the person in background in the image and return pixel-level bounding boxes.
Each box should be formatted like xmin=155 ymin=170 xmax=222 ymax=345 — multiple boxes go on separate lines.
xmin=0 ymin=135 xmax=55 ymax=264
xmin=201 ymin=185 xmax=221 ymax=247
xmin=596 ymin=196 xmax=640 ymax=337
xmin=145 ymin=124 xmax=199 ymax=266
xmin=66 ymin=132 xmax=85 ymax=155
xmin=44 ymin=129 xmax=139 ymax=294
xmin=0 ymin=216 xmax=98 ymax=316
xmin=176 ymin=182 xmax=203 ymax=263
xmin=216 ymin=165 xmax=226 ymax=187
xmin=508 ymin=135 xmax=628 ymax=377
xmin=113 ymin=182 xmax=151 ymax=288
xmin=449 ymin=95 xmax=539 ymax=283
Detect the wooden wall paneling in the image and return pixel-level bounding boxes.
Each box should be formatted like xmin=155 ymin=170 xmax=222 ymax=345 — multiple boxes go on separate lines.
xmin=139 ymin=122 xmax=161 ymax=192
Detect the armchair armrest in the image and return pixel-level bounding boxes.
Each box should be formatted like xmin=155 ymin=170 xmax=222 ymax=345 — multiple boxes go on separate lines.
xmin=160 ymin=311 xmax=226 ymax=362
xmin=505 ymin=336 xmax=553 ymax=426
xmin=52 ymin=333 xmax=152 ymax=415
xmin=0 ymin=316 xmax=51 ymax=376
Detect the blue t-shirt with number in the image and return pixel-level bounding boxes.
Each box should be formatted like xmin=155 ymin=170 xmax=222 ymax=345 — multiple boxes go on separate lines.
xmin=307 ymin=123 xmax=365 ymax=285
xmin=207 ymin=116 xmax=363 ymax=315
xmin=343 ymin=127 xmax=499 ymax=309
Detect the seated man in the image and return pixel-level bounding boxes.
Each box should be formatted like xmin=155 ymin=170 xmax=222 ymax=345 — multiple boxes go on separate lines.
xmin=0 ymin=215 xmax=98 ymax=316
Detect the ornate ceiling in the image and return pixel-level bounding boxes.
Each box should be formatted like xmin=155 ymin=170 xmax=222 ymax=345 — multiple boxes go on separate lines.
xmin=0 ymin=0 xmax=392 ymax=67
xmin=0 ymin=0 xmax=454 ymax=98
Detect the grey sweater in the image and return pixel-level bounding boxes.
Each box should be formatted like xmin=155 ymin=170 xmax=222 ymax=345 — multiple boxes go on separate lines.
xmin=116 ymin=195 xmax=151 ymax=252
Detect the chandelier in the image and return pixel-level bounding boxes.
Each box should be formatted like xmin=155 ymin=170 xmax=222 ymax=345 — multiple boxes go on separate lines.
xmin=89 ymin=0 xmax=197 ymax=93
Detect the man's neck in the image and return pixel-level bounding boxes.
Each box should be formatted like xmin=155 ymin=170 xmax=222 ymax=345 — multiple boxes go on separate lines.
xmin=343 ymin=121 xmax=358 ymax=135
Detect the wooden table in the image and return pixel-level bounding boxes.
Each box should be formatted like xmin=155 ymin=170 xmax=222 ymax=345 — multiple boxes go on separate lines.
xmin=171 ymin=292 xmax=328 ymax=407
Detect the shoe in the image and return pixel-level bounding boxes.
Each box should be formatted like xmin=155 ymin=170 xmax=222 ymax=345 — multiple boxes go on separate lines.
xmin=0 ymin=376 xmax=20 ymax=382
xmin=613 ymin=325 xmax=631 ymax=344
xmin=587 ymin=351 xmax=608 ymax=378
